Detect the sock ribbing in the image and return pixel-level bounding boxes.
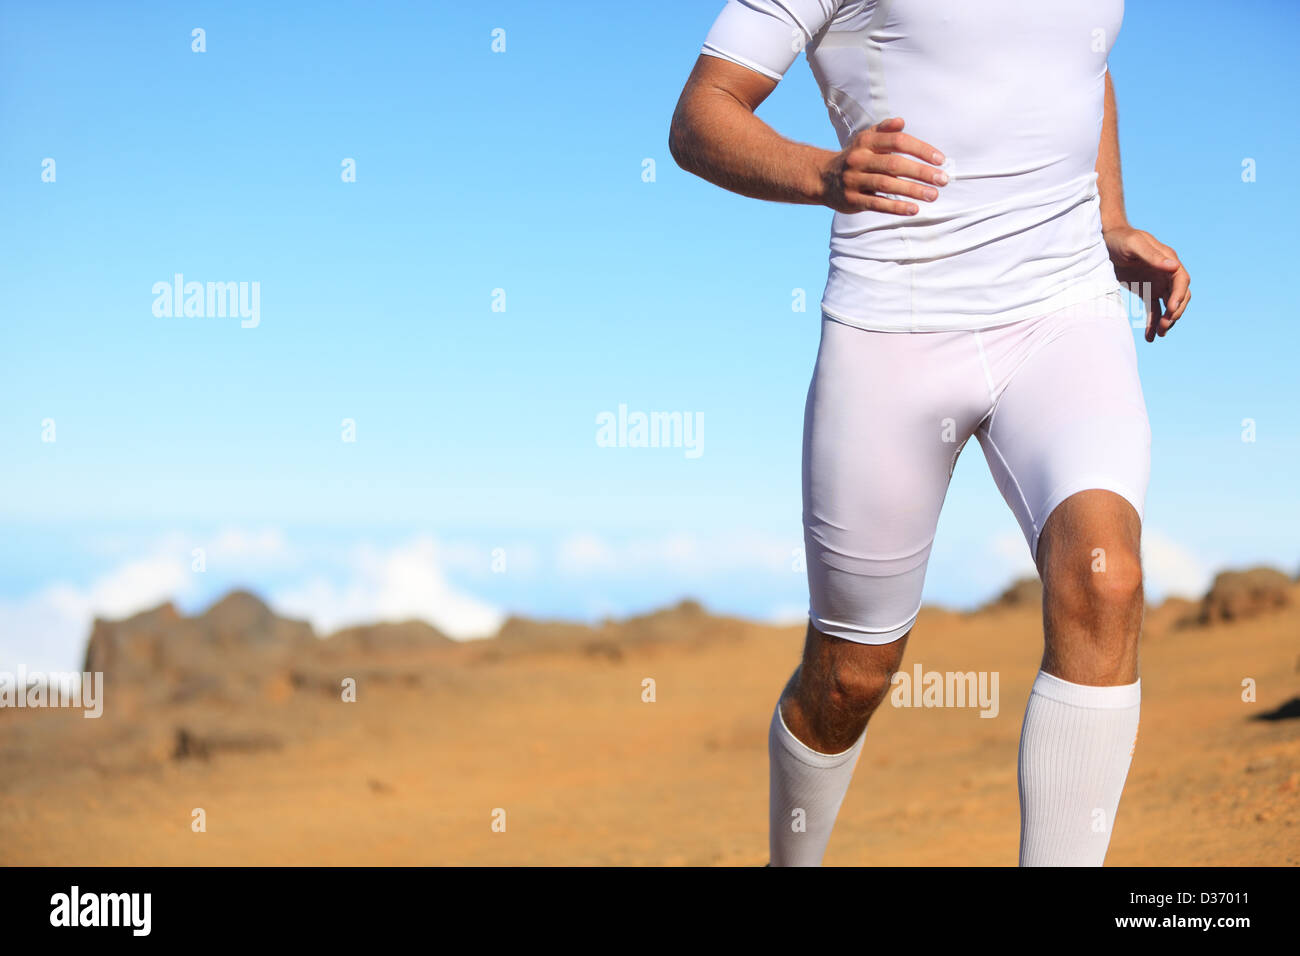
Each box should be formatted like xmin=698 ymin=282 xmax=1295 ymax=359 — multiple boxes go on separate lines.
xmin=768 ymin=701 xmax=866 ymax=866
xmin=1018 ymin=671 xmax=1141 ymax=866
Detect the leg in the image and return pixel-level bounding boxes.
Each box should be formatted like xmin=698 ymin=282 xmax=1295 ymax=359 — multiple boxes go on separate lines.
xmin=1014 ymin=489 xmax=1144 ymax=865
xmin=771 ymin=313 xmax=988 ymax=866
xmin=768 ymin=623 xmax=908 ymax=867
xmin=781 ymin=621 xmax=910 ymax=754
xmin=978 ymin=290 xmax=1150 ymax=866
xmin=1037 ymin=488 xmax=1143 ymax=685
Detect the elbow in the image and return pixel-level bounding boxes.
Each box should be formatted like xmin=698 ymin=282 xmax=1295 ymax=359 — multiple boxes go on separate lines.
xmin=667 ymin=101 xmax=696 ymax=174
xmin=668 ymin=124 xmax=687 ymax=172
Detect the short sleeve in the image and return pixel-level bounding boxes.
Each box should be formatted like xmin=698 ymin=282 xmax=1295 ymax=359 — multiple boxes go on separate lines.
xmin=700 ymin=0 xmax=840 ymax=81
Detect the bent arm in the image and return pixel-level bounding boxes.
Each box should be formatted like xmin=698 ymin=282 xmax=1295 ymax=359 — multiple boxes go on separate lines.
xmin=668 ymin=54 xmax=834 ymax=206
xmin=1094 ymin=67 xmax=1192 ymax=339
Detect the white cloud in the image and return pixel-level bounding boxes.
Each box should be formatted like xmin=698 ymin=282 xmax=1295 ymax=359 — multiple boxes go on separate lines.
xmin=977 ymin=528 xmax=1034 ymax=595
xmin=271 ymin=536 xmax=503 ymax=640
xmin=0 ymin=554 xmax=192 ymax=674
xmin=983 ymin=527 xmax=1212 ymax=603
xmin=0 ymin=529 xmax=507 ymax=673
xmin=989 ymin=530 xmax=1037 ymax=575
xmin=1141 ymin=529 xmax=1212 ymax=601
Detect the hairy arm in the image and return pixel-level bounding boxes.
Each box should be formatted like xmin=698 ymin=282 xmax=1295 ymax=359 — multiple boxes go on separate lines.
xmin=668 ymin=55 xmax=948 ymax=216
xmin=668 ymin=55 xmax=830 ymax=205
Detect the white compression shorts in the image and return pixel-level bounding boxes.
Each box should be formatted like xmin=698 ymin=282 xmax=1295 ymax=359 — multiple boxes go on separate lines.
xmin=802 ymin=288 xmax=1150 ymax=644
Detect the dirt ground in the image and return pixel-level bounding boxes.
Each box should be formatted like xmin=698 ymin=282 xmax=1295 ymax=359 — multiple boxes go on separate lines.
xmin=1 ymin=594 xmax=1296 ymax=866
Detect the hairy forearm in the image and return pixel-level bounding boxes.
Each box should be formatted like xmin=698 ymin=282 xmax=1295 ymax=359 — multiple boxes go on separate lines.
xmin=1095 ymin=69 xmax=1129 ymax=231
xmin=669 ymin=85 xmax=834 ymax=206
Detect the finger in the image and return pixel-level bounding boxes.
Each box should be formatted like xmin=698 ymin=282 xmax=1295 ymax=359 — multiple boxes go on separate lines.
xmin=854 ymin=117 xmax=905 ymax=147
xmin=853 ymin=150 xmax=950 ymax=187
xmin=846 ymin=145 xmax=947 ymax=188
xmin=868 ymin=129 xmax=948 ymax=167
xmin=845 ymin=190 xmax=920 ymax=216
xmin=1143 ymin=285 xmax=1162 ymax=342
xmin=1166 ymin=268 xmax=1190 ymax=320
xmin=1157 ymin=288 xmax=1189 ymax=336
xmin=850 ymin=171 xmax=940 ymax=204
xmin=1155 ymin=294 xmax=1174 ymax=337
xmin=871 ymin=116 xmax=906 ymax=131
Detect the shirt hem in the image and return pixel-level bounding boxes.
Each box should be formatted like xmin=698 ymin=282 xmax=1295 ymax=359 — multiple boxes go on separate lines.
xmin=819 ymin=274 xmax=1123 ymax=333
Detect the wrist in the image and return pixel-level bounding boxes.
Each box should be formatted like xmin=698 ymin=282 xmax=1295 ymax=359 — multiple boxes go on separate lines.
xmin=805 ymin=147 xmax=838 ymax=206
xmin=1100 ymin=215 xmax=1131 ymax=236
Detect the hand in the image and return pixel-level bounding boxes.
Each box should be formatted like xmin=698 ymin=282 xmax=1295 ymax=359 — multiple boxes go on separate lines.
xmin=1103 ymin=225 xmax=1191 ymax=342
xmin=820 ymin=117 xmax=949 ymax=216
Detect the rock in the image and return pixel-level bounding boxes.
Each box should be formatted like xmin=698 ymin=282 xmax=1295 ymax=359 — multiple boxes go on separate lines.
xmin=324 ymin=620 xmax=453 ymax=653
xmin=981 ymin=577 xmax=1042 ymax=612
xmin=1195 ymin=567 xmax=1292 ymax=625
xmin=81 ymin=591 xmax=315 ymax=705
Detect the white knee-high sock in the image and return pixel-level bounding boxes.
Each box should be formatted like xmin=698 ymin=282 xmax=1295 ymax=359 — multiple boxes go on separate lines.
xmin=768 ymin=701 xmax=866 ymax=866
xmin=1018 ymin=670 xmax=1141 ymax=866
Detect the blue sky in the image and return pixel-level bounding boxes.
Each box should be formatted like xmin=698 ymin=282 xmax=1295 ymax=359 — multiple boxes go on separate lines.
xmin=2 ymin=0 xmax=1297 ymax=672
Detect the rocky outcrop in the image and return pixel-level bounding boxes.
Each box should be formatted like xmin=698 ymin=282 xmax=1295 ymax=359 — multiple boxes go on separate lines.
xmin=1190 ymin=567 xmax=1293 ymax=626
xmin=980 ymin=577 xmax=1042 ymax=612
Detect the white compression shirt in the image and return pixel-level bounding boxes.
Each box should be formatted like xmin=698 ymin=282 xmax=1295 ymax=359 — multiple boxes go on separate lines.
xmin=700 ymin=0 xmax=1126 ymax=331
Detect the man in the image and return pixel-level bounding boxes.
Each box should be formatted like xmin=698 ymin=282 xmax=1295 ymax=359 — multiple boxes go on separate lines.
xmin=669 ymin=0 xmax=1191 ymax=866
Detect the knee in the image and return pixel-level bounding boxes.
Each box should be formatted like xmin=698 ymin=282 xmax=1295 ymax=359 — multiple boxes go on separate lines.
xmin=1048 ymin=548 xmax=1144 ymax=627
xmin=788 ymin=625 xmax=908 ymax=750
xmin=825 ymin=658 xmax=894 ymax=719
xmin=1088 ymin=549 xmax=1144 ymax=612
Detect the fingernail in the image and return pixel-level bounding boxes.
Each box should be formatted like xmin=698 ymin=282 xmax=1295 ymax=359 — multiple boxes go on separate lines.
xmin=936 ymin=171 xmax=949 ymax=185
xmin=932 ymin=151 xmax=945 ymax=164
xmin=1162 ymin=257 xmax=1177 ymax=267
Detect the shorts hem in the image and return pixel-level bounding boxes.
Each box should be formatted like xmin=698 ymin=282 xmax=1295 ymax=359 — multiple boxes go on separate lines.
xmin=1029 ymin=478 xmax=1147 ymax=560
xmin=808 ymin=608 xmax=919 ymax=645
